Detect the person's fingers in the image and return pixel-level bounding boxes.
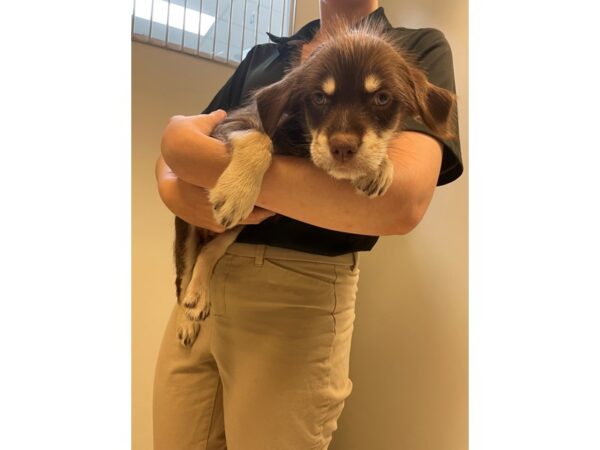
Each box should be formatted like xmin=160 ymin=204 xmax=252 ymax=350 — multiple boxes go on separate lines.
xmin=242 ymin=207 xmax=277 ymax=225
xmin=205 ymin=223 xmax=227 ymax=233
xmin=211 ymin=109 xmax=227 ymax=119
xmin=191 ymin=109 xmax=228 ymax=135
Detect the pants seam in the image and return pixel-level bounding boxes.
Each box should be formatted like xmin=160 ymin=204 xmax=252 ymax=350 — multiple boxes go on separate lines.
xmin=203 ymin=375 xmax=223 ymax=450
xmin=205 ymin=257 xmax=228 ymax=448
xmin=219 ymin=255 xmax=233 ymax=316
xmin=313 ymin=265 xmax=339 ymax=449
xmin=331 ymin=265 xmax=339 ymax=335
xmin=351 ymin=251 xmax=359 ymax=272
xmin=254 ymin=244 xmax=266 ymax=266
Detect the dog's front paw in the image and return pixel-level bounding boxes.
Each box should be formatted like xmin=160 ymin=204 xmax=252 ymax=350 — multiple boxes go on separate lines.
xmin=352 ymin=158 xmax=394 ymax=198
xmin=176 ymin=317 xmax=200 ymax=348
xmin=209 ymin=176 xmax=260 ymax=229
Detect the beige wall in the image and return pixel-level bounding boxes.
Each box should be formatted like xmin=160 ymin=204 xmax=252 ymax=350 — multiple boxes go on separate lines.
xmin=132 ymin=1 xmax=467 ymax=449
xmin=132 ymin=42 xmax=237 ymax=450
xmin=332 ymin=1 xmax=469 ymax=449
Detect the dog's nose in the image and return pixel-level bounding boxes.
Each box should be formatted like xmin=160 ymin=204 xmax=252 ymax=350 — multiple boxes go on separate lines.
xmin=329 ymin=133 xmax=360 ymax=163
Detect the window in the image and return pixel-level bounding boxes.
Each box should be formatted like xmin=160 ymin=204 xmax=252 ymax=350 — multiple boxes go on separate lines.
xmin=132 ymin=0 xmax=296 ymax=66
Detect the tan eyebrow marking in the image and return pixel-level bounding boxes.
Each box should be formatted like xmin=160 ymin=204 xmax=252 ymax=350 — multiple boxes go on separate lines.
xmin=364 ymin=74 xmax=381 ymax=93
xmin=322 ymin=77 xmax=335 ymax=95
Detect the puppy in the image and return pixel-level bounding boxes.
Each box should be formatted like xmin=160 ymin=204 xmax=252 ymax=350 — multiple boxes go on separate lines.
xmin=174 ymin=18 xmax=457 ymax=347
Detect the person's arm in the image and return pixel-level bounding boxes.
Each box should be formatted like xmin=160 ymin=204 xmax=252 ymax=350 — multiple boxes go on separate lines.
xmin=160 ymin=112 xmax=442 ymax=236
xmin=155 ymin=153 xmax=276 ymax=232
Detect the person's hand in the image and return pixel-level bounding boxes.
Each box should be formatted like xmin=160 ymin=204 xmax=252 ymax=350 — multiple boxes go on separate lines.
xmin=155 ymin=155 xmax=276 ymax=233
xmin=163 ymin=109 xmax=227 ymax=142
xmin=161 ymin=110 xmax=229 ymax=168
xmin=160 ymin=110 xmax=235 ymax=190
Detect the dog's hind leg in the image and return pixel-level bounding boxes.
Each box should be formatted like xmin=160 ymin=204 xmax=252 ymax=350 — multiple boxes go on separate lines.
xmin=173 ymin=218 xmax=202 ymax=347
xmin=177 ymin=225 xmax=244 ymax=347
xmin=209 ymin=130 xmax=273 ymax=229
xmin=174 ymin=217 xmax=198 ymax=304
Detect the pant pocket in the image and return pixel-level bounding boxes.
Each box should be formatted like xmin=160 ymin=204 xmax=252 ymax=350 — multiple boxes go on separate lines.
xmin=263 ymin=257 xmax=338 ymax=285
xmin=208 ymin=254 xmax=232 ymax=316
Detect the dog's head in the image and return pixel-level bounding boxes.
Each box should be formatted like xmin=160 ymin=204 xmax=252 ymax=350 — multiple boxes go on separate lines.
xmin=254 ymin=19 xmax=456 ymax=180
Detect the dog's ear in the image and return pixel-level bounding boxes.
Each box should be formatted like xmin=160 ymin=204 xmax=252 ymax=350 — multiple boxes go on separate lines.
xmin=404 ymin=64 xmax=457 ymax=141
xmin=254 ymin=71 xmax=300 ymax=137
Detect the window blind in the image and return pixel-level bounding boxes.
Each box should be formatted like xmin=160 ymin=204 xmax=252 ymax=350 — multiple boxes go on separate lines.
xmin=132 ymin=0 xmax=296 ymax=66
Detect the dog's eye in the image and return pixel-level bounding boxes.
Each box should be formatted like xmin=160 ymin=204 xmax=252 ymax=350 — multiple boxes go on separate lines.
xmin=312 ymin=91 xmax=329 ymax=106
xmin=373 ymin=91 xmax=391 ymax=106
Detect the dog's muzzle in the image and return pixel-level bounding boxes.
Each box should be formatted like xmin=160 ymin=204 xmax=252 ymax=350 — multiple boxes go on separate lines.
xmin=328 ymin=132 xmax=361 ymax=163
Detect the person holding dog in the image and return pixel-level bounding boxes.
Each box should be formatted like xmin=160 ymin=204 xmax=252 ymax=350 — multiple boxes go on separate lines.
xmin=153 ymin=0 xmax=463 ymax=449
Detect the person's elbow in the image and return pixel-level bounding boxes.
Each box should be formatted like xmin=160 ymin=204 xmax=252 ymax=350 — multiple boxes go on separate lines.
xmin=160 ymin=115 xmax=188 ymax=171
xmin=385 ymin=188 xmax=433 ymax=236
xmin=156 ymin=172 xmax=175 ymax=217
xmin=401 ymin=201 xmax=430 ymax=234
xmin=155 ymin=155 xmax=181 ymax=218
xmin=385 ymin=206 xmax=422 ymax=235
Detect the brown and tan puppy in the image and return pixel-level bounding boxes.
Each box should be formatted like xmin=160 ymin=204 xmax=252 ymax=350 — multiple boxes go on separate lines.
xmin=174 ymin=18 xmax=456 ymax=347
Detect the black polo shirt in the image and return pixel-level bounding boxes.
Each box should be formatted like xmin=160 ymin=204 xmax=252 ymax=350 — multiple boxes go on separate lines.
xmin=200 ymin=6 xmax=463 ymax=256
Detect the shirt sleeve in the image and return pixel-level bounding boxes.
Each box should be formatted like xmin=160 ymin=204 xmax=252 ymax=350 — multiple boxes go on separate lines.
xmin=200 ymin=46 xmax=259 ymax=114
xmin=401 ymin=28 xmax=464 ymax=186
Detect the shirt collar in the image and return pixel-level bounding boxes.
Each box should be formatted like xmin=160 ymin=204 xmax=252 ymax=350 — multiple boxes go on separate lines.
xmin=266 ymin=6 xmax=393 ymax=46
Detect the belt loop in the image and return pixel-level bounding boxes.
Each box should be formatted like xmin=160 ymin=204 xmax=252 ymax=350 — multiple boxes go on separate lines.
xmin=351 ymin=251 xmax=360 ymax=271
xmin=254 ymin=244 xmax=266 ymax=266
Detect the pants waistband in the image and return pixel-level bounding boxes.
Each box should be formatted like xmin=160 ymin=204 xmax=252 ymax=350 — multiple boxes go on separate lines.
xmin=225 ymin=242 xmax=359 ymax=270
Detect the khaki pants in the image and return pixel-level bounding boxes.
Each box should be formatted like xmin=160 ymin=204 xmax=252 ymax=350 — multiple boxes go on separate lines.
xmin=153 ymin=242 xmax=360 ymax=450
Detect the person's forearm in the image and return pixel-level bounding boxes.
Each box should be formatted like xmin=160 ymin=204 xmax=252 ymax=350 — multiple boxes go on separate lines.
xmin=161 ymin=117 xmax=441 ymax=236
xmin=256 ymin=154 xmax=411 ymax=235
xmin=261 ymin=131 xmax=443 ymax=235
xmin=155 ymin=156 xmax=276 ymax=231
